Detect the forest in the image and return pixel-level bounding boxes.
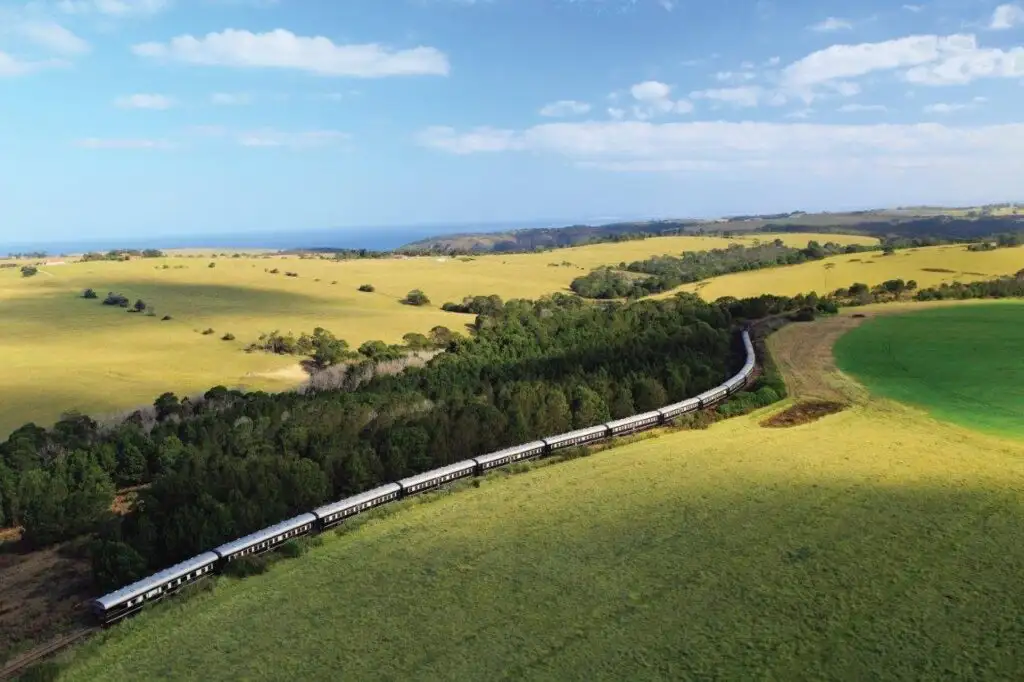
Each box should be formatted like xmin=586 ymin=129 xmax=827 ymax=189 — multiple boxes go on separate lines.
xmin=570 ymin=240 xmax=871 ymax=299
xmin=0 ymin=290 xmax=803 ymax=590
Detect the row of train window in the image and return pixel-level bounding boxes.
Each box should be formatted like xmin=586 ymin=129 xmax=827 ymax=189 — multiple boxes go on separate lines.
xmin=409 ymin=470 xmax=470 ymax=492
xmin=228 ymin=525 xmax=312 ymax=559
xmin=122 ymin=564 xmax=214 ymax=608
xmin=326 ymin=494 xmax=397 ymax=522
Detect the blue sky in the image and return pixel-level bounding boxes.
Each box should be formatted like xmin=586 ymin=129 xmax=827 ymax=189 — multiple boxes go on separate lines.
xmin=2 ymin=0 xmax=1024 ymax=245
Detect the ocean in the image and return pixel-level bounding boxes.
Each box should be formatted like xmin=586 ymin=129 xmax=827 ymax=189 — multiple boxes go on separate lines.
xmin=0 ymin=219 xmax=623 ymax=257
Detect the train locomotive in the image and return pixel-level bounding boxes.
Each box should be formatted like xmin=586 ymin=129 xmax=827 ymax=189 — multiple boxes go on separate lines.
xmin=92 ymin=329 xmax=756 ymax=625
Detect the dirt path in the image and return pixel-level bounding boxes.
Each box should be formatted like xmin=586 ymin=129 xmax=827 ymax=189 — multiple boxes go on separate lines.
xmin=767 ymin=316 xmax=868 ymax=405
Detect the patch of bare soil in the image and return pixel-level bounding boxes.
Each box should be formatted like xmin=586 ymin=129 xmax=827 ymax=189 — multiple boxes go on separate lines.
xmin=0 ymin=543 xmax=93 ymax=664
xmin=761 ymin=400 xmax=848 ymax=428
xmin=766 ymin=316 xmax=869 ymax=405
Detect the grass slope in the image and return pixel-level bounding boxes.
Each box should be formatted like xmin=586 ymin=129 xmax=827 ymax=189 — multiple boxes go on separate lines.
xmin=673 ymin=243 xmax=1024 ymax=301
xmin=834 ymin=303 xmax=1024 ymax=440
xmin=0 ymin=232 xmax=872 ymax=435
xmin=59 ymin=320 xmax=1024 ymax=680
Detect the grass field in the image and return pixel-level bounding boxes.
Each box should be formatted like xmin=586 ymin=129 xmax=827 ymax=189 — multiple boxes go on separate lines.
xmin=834 ymin=304 xmax=1024 ymax=440
xmin=0 ymin=232 xmax=873 ymax=436
xmin=673 ymin=243 xmax=1024 ymax=300
xmin=56 ymin=310 xmax=1024 ymax=681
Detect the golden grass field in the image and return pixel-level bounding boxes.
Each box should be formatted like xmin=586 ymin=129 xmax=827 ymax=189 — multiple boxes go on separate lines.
xmin=0 ymin=233 xmax=873 ymax=436
xmin=676 ymin=243 xmax=1024 ymax=300
xmin=58 ymin=305 xmax=1024 ymax=681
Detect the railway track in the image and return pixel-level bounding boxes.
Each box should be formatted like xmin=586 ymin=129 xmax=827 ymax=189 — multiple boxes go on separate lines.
xmin=0 ymin=627 xmax=97 ymax=680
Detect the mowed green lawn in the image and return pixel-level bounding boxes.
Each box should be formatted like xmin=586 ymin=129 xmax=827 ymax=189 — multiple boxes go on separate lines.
xmin=834 ymin=303 xmax=1024 ymax=440
xmin=59 ymin=392 xmax=1024 ymax=681
xmin=0 ymin=232 xmax=873 ymax=436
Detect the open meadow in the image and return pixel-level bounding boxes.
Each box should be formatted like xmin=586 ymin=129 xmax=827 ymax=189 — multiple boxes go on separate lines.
xmin=834 ymin=304 xmax=1024 ymax=440
xmin=0 ymin=232 xmax=872 ymax=436
xmin=56 ymin=305 xmax=1024 ymax=681
xmin=673 ymin=243 xmax=1024 ymax=300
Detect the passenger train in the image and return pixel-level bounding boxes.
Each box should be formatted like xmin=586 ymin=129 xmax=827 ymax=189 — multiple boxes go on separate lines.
xmin=92 ymin=329 xmax=756 ymax=625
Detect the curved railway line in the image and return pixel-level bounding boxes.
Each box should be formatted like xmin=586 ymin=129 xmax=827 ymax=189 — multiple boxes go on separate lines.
xmin=4 ymin=328 xmax=759 ymax=679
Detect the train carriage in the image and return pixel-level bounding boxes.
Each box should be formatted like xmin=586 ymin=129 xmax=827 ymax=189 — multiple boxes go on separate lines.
xmin=91 ymin=551 xmax=219 ymax=625
xmin=606 ymin=410 xmax=662 ymax=436
xmin=658 ymin=398 xmax=700 ymax=421
xmin=213 ymin=513 xmax=317 ymax=563
xmin=543 ymin=424 xmax=610 ymax=451
xmin=312 ymin=483 xmax=402 ymax=530
xmin=473 ymin=441 xmax=546 ymax=473
xmin=398 ymin=460 xmax=477 ymax=495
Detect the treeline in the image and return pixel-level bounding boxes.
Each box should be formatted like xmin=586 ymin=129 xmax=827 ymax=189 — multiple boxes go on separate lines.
xmin=80 ymin=249 xmax=165 ymax=262
xmin=570 ymin=240 xmax=872 ymax=299
xmin=761 ymin=216 xmax=1024 ymax=244
xmin=914 ymin=271 xmax=1024 ymax=300
xmin=0 ymin=291 xmax=803 ymax=590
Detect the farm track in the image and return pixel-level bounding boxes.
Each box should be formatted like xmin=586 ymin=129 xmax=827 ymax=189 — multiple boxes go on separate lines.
xmin=0 ymin=627 xmax=97 ymax=680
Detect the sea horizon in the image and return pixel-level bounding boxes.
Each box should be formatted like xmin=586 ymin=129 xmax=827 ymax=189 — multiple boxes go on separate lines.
xmin=0 ymin=217 xmax=637 ymax=257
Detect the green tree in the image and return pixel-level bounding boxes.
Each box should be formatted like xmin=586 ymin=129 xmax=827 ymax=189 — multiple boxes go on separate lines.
xmin=154 ymin=392 xmax=181 ymax=421
xmin=633 ymin=377 xmax=668 ymax=412
xmin=610 ymin=385 xmax=635 ymax=419
xmin=90 ymin=539 xmax=149 ymax=591
xmin=402 ymin=289 xmax=430 ymax=306
xmin=571 ymin=385 xmax=610 ymax=428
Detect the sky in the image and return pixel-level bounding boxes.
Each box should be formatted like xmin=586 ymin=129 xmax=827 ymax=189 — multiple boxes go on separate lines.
xmin=2 ymin=0 xmax=1024 ymax=245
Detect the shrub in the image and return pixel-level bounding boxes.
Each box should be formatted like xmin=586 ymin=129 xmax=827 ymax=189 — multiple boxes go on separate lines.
xmin=208 ymin=262 xmax=216 ymax=268
xmin=161 ymin=315 xmax=173 ymax=321
xmin=82 ymin=288 xmax=98 ymax=299
xmin=401 ymin=289 xmax=430 ymax=306
xmin=222 ymin=554 xmax=271 ymax=578
xmin=201 ymin=328 xmax=215 ymax=335
xmin=222 ymin=333 xmax=236 ymax=341
xmin=269 ymin=268 xmax=280 ymax=274
xmin=20 ymin=265 xmax=39 ymax=277
xmin=132 ymin=299 xmax=147 ymax=313
xmin=358 ymin=284 xmax=375 ymax=292
xmin=103 ymin=292 xmax=130 ymax=308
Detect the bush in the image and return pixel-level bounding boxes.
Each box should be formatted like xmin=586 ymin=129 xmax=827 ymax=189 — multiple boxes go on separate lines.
xmin=132 ymin=299 xmax=147 ymax=313
xmin=161 ymin=315 xmax=173 ymax=321
xmin=20 ymin=265 xmax=39 ymax=277
xmin=401 ymin=289 xmax=430 ymax=306
xmin=82 ymin=288 xmax=98 ymax=299
xmin=222 ymin=333 xmax=236 ymax=341
xmin=358 ymin=284 xmax=375 ymax=292
xmin=103 ymin=292 xmax=130 ymax=308
xmin=201 ymin=328 xmax=215 ymax=335
xmin=222 ymin=554 xmax=272 ymax=578
xmin=269 ymin=268 xmax=280 ymax=274
xmin=208 ymin=262 xmax=216 ymax=268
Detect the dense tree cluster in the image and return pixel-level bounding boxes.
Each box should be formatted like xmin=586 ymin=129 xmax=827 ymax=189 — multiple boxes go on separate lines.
xmin=80 ymin=249 xmax=165 ymax=262
xmin=20 ymin=266 xmax=38 ymax=277
xmin=245 ymin=328 xmax=358 ymax=368
xmin=914 ymin=271 xmax=1024 ymax=301
xmin=440 ymin=295 xmax=504 ymax=315
xmin=401 ymin=289 xmax=431 ymax=306
xmin=0 ymin=290 xmax=802 ymax=589
xmin=570 ymin=241 xmax=872 ymax=299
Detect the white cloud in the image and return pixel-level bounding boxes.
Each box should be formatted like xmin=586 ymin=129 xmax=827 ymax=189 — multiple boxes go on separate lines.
xmin=923 ymin=97 xmax=986 ymax=114
xmin=838 ymin=103 xmax=888 ymax=112
xmin=18 ymin=21 xmax=90 ymax=55
xmin=0 ymin=51 xmax=65 ymax=77
xmin=990 ymin=4 xmax=1024 ymax=30
xmin=714 ymin=70 xmax=756 ymax=83
xmin=905 ymin=43 xmax=1024 ymax=84
xmin=132 ymin=29 xmax=450 ymax=77
xmin=607 ymin=107 xmax=625 ymax=120
xmin=810 ymin=17 xmax=853 ymax=32
xmin=691 ymin=86 xmax=765 ymax=107
xmin=58 ymin=0 xmax=169 ymax=16
xmin=785 ymin=108 xmax=814 ymax=119
xmin=539 ymin=99 xmax=591 ymax=117
xmin=210 ymin=92 xmax=252 ymax=105
xmin=414 ymin=120 xmax=1024 ymax=188
xmin=75 ymin=137 xmax=172 ymax=149
xmin=783 ymin=34 xmax=975 ymax=90
xmin=115 ymin=93 xmax=175 ymax=109
xmin=902 ymin=4 xmax=923 ymax=12
xmin=626 ymin=80 xmax=693 ymax=119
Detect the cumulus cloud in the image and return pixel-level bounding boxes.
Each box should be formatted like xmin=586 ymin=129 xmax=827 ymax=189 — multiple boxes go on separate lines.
xmin=626 ymin=80 xmax=692 ymax=119
xmin=809 ymin=17 xmax=853 ymax=32
xmin=990 ymin=4 xmax=1024 ymax=30
xmin=539 ymin=100 xmax=591 ymax=117
xmin=905 ymin=43 xmax=1024 ymax=84
xmin=114 ymin=93 xmax=175 ymax=109
xmin=132 ymin=29 xmax=450 ymax=77
xmin=18 ymin=21 xmax=90 ymax=55
xmin=58 ymin=0 xmax=169 ymax=16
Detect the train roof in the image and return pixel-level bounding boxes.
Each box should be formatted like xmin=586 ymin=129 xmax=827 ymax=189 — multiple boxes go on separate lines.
xmin=213 ymin=513 xmax=317 ymax=558
xmin=543 ymin=424 xmax=608 ymax=445
xmin=311 ymin=483 xmax=402 ymax=519
xmin=93 ymin=551 xmax=220 ymax=610
xmin=605 ymin=410 xmax=661 ymax=430
xmin=398 ymin=459 xmax=477 ymax=488
xmin=473 ymin=441 xmax=546 ymax=466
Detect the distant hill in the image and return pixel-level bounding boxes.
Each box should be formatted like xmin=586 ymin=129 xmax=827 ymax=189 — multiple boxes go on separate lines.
xmin=398 ymin=205 xmax=1024 ymax=254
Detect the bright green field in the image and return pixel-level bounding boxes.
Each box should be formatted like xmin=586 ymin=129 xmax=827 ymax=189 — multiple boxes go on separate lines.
xmin=0 ymin=232 xmax=874 ymax=436
xmin=834 ymin=304 xmax=1024 ymax=440
xmin=58 ymin=364 xmax=1024 ymax=681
